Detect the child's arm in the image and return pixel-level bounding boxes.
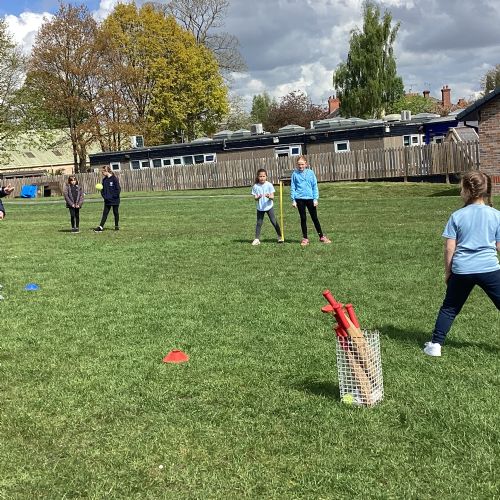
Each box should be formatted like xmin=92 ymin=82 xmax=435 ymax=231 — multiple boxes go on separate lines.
xmin=444 ymin=238 xmax=456 ymax=283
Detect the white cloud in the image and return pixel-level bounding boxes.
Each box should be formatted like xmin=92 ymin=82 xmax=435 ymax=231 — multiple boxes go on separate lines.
xmin=93 ymin=0 xmax=127 ymax=21
xmin=5 ymin=12 xmax=52 ymax=52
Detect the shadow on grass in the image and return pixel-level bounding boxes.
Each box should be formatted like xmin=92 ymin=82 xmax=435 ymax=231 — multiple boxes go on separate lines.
xmin=379 ymin=324 xmax=500 ymax=354
xmin=294 ymin=378 xmax=340 ymax=400
xmin=428 ymin=187 xmax=460 ymax=197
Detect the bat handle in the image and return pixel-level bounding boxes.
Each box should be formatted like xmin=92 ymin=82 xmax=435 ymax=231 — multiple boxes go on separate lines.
xmin=322 ymin=290 xmax=340 ymax=308
xmin=345 ymin=303 xmax=360 ymax=329
xmin=333 ymin=304 xmax=350 ymax=331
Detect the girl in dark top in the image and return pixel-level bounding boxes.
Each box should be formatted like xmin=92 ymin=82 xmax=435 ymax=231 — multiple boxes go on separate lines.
xmin=63 ymin=176 xmax=84 ymax=233
xmin=0 ymin=184 xmax=14 ymax=220
xmin=94 ymin=166 xmax=121 ymax=232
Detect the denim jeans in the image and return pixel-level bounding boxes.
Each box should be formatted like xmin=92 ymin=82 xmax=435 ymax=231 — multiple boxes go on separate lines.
xmin=432 ymin=270 xmax=500 ymax=345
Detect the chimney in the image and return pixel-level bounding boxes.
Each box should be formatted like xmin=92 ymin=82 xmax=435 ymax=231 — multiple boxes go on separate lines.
xmin=457 ymin=98 xmax=467 ymax=108
xmin=328 ymin=95 xmax=340 ymax=114
xmin=423 ymin=90 xmax=430 ymax=99
xmin=441 ymin=85 xmax=451 ymax=108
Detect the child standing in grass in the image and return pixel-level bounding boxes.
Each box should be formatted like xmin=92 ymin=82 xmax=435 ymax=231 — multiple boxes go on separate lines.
xmin=63 ymin=176 xmax=84 ymax=233
xmin=424 ymin=170 xmax=500 ymax=357
xmin=251 ymin=168 xmax=283 ymax=245
xmin=94 ymin=166 xmax=121 ymax=232
xmin=0 ymin=184 xmax=14 ymax=220
xmin=290 ymin=155 xmax=331 ymax=246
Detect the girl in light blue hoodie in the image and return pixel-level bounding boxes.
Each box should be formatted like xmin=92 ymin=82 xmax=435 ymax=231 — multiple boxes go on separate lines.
xmin=290 ymin=155 xmax=331 ymax=246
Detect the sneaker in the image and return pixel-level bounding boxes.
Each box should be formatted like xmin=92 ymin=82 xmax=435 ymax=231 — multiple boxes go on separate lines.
xmin=300 ymin=238 xmax=309 ymax=246
xmin=277 ymin=238 xmax=284 ymax=243
xmin=114 ymin=226 xmax=120 ymax=231
xmin=252 ymin=239 xmax=260 ymax=246
xmin=71 ymin=228 xmax=79 ymax=233
xmin=423 ymin=341 xmax=442 ymax=357
xmin=93 ymin=226 xmax=103 ymax=232
xmin=320 ymin=235 xmax=332 ymax=244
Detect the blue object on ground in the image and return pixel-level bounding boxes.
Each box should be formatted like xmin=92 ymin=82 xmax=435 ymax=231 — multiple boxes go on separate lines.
xmin=25 ymin=283 xmax=40 ymax=291
xmin=20 ymin=185 xmax=37 ymax=198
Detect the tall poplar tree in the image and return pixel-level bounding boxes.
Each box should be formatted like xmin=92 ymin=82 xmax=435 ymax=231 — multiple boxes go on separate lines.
xmin=333 ymin=0 xmax=404 ymax=119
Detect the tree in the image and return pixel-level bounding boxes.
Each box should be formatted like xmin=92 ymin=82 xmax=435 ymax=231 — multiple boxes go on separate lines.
xmin=250 ymin=92 xmax=274 ymax=125
xmin=333 ymin=0 xmax=404 ymax=118
xmin=0 ymin=18 xmax=27 ymax=159
xmin=480 ymin=64 xmax=500 ymax=95
xmin=102 ymin=3 xmax=228 ymax=144
xmin=264 ymin=91 xmax=327 ymax=133
xmin=387 ymin=94 xmax=435 ymax=115
xmin=223 ymin=93 xmax=252 ymax=131
xmin=28 ymin=4 xmax=101 ymax=172
xmin=151 ymin=0 xmax=246 ymax=75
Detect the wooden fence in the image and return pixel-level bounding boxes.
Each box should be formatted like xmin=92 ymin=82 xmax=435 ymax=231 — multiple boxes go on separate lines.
xmin=3 ymin=141 xmax=479 ymax=197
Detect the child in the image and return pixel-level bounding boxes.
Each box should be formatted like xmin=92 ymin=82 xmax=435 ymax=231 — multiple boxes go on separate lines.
xmin=0 ymin=184 xmax=14 ymax=220
xmin=63 ymin=176 xmax=84 ymax=233
xmin=251 ymin=169 xmax=283 ymax=245
xmin=290 ymin=155 xmax=331 ymax=246
xmin=94 ymin=166 xmax=121 ymax=232
xmin=424 ymin=170 xmax=500 ymax=357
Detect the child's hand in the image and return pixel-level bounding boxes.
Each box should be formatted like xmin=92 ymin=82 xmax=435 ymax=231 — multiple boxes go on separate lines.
xmin=313 ymin=200 xmax=318 ymax=207
xmin=292 ymin=201 xmax=297 ymax=208
xmin=3 ymin=184 xmax=14 ymax=195
xmin=0 ymin=211 xmax=4 ymax=220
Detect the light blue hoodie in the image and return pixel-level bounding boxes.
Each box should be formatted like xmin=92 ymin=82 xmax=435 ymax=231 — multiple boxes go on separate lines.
xmin=290 ymin=168 xmax=319 ymax=201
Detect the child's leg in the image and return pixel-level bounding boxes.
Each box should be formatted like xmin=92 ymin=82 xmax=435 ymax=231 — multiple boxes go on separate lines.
xmin=431 ymin=273 xmax=475 ymax=344
xmin=296 ymin=199 xmax=308 ymax=238
xmin=476 ymin=270 xmax=500 ymax=309
xmin=266 ymin=208 xmax=281 ymax=236
xmin=74 ymin=208 xmax=80 ymax=229
xmin=69 ymin=207 xmax=76 ymax=228
xmin=255 ymin=210 xmax=265 ymax=239
xmin=99 ymin=205 xmax=111 ymax=227
xmin=305 ymin=200 xmax=324 ymax=237
xmin=112 ymin=206 xmax=119 ymax=227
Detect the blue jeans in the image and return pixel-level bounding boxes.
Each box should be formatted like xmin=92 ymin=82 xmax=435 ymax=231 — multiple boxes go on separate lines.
xmin=432 ymin=270 xmax=500 ymax=345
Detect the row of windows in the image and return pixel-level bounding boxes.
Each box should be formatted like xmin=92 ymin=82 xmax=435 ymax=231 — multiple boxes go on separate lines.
xmin=107 ymin=136 xmax=424 ymax=171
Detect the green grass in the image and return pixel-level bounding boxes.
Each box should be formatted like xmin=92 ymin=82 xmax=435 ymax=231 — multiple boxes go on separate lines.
xmin=1 ymin=182 xmax=498 ymax=499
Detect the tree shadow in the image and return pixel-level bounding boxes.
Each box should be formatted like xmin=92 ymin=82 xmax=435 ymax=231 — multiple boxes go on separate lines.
xmin=293 ymin=378 xmax=339 ymax=400
xmin=428 ymin=187 xmax=460 ymax=197
xmin=379 ymin=323 xmax=500 ymax=355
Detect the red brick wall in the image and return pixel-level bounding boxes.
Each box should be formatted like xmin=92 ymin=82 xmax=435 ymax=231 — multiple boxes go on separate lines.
xmin=478 ymin=95 xmax=500 ymax=194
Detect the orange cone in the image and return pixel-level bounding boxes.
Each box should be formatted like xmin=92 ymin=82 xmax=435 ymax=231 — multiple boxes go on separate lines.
xmin=162 ymin=349 xmax=189 ymax=363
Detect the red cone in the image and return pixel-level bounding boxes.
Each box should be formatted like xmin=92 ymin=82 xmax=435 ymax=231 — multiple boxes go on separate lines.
xmin=162 ymin=349 xmax=189 ymax=363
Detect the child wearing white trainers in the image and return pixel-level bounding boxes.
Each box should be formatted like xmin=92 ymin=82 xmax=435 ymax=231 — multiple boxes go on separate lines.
xmin=424 ymin=171 xmax=500 ymax=357
xmin=251 ymin=168 xmax=283 ymax=245
xmin=290 ymin=155 xmax=331 ymax=246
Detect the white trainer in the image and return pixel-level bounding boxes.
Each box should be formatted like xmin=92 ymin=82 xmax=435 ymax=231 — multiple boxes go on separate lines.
xmin=251 ymin=239 xmax=260 ymax=246
xmin=423 ymin=341 xmax=442 ymax=357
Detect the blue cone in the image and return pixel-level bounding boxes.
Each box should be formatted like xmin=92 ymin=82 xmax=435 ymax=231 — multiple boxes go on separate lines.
xmin=25 ymin=283 xmax=40 ymax=291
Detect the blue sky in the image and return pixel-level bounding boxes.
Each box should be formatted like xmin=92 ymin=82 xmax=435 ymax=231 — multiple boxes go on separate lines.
xmin=3 ymin=0 xmax=500 ymax=110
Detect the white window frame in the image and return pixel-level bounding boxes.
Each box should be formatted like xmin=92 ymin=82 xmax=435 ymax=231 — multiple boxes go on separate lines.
xmin=334 ymin=140 xmax=350 ymax=153
xmin=151 ymin=158 xmax=162 ymax=168
xmin=403 ymin=134 xmax=423 ymax=147
xmin=110 ymin=162 xmax=121 ymax=171
xmin=130 ymin=160 xmax=141 ymax=170
xmin=274 ymin=144 xmax=302 ymax=158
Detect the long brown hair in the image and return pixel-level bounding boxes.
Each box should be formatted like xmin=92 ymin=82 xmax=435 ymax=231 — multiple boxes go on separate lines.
xmin=67 ymin=176 xmax=78 ymax=185
xmin=461 ymin=170 xmax=493 ymax=207
xmin=255 ymin=168 xmax=267 ymax=184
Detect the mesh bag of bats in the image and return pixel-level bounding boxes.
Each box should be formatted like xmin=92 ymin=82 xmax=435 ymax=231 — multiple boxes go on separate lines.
xmin=322 ymin=290 xmax=384 ymax=407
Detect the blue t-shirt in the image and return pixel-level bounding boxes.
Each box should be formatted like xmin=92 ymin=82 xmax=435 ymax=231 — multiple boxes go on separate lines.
xmin=251 ymin=181 xmax=275 ymax=211
xmin=443 ymin=203 xmax=500 ymax=274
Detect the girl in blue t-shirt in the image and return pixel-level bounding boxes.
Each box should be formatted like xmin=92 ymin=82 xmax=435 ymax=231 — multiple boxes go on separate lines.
xmin=250 ymin=169 xmax=283 ymax=245
xmin=424 ymin=171 xmax=500 ymax=357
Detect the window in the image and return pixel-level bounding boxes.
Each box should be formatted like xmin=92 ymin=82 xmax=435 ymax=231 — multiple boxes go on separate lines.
xmin=24 ymin=151 xmax=36 ymax=158
xmin=334 ymin=141 xmax=350 ymax=153
xmin=274 ymin=145 xmax=302 ymax=158
xmin=131 ymin=160 xmax=140 ymax=170
xmin=162 ymin=159 xmax=171 ymax=167
xmin=205 ymin=154 xmax=215 ymax=163
xmin=152 ymin=158 xmax=162 ymax=168
xmin=194 ymin=154 xmax=205 ymax=164
xmin=140 ymin=160 xmax=150 ymax=169
xmin=403 ymin=135 xmax=422 ymax=147
xmin=110 ymin=162 xmax=121 ymax=171
xmin=432 ymin=136 xmax=444 ymax=144
xmin=183 ymin=156 xmax=194 ymax=165
xmin=173 ymin=157 xmax=182 ymax=165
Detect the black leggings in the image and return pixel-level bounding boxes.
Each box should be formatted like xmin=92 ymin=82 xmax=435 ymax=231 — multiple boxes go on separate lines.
xmin=296 ymin=199 xmax=323 ymax=239
xmin=256 ymin=208 xmax=281 ymax=239
xmin=68 ymin=207 xmax=80 ymax=228
xmin=100 ymin=204 xmax=119 ymax=228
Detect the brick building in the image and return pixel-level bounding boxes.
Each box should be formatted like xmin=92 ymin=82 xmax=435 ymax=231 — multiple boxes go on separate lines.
xmin=456 ymin=87 xmax=500 ymax=193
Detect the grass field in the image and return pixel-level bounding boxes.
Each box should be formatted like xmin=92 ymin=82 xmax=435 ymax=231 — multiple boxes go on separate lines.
xmin=1 ymin=182 xmax=499 ymax=499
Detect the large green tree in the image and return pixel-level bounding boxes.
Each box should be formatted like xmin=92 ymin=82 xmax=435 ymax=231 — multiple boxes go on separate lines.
xmin=0 ymin=18 xmax=27 ymax=159
xmin=102 ymin=3 xmax=228 ymax=144
xmin=250 ymin=92 xmax=274 ymax=125
xmin=333 ymin=0 xmax=404 ymax=118
xmin=387 ymin=94 xmax=435 ymax=115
